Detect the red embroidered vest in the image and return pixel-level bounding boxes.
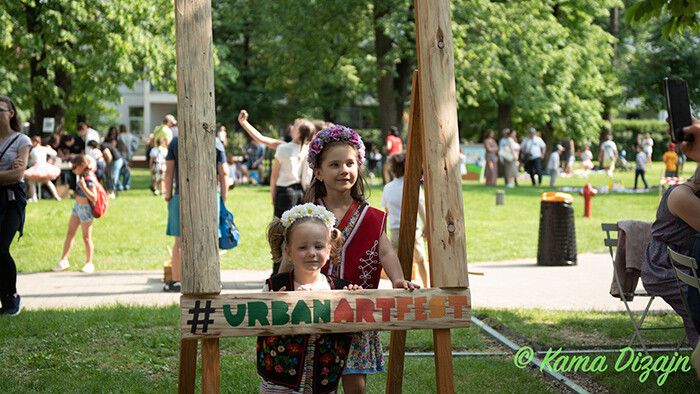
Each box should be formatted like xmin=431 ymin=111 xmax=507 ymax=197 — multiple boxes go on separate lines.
xmin=321 ymin=201 xmax=387 ymax=289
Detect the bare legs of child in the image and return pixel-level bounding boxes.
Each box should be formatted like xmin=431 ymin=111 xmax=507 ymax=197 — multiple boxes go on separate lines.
xmin=55 ymin=214 xmax=94 ymax=273
xmin=342 ymin=374 xmax=367 ymax=394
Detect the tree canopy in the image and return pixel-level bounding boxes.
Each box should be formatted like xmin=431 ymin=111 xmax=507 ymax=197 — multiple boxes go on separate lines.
xmin=0 ymin=0 xmax=176 ymax=133
xmin=3 ymin=0 xmax=696 ymax=148
xmin=625 ymin=0 xmax=700 ymax=37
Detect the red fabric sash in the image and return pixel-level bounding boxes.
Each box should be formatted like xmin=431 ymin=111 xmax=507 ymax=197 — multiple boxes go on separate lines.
xmin=320 ymin=200 xmax=387 ymax=289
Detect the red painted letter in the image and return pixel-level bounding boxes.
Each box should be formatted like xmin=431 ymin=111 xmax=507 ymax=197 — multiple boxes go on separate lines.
xmin=333 ymin=298 xmax=354 ymax=323
xmin=448 ymin=296 xmax=469 ymax=318
xmin=355 ymin=298 xmax=376 ymax=322
xmin=376 ymin=298 xmax=395 ymax=321
xmin=396 ymin=297 xmax=413 ymax=320
xmin=414 ymin=296 xmax=427 ymax=320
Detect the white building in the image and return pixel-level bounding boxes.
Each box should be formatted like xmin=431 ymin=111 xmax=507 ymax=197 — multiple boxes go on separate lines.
xmin=111 ymin=81 xmax=177 ymax=138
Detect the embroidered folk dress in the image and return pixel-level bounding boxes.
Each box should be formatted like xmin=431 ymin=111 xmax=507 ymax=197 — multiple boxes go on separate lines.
xmin=319 ymin=199 xmax=388 ymax=375
xmin=259 ymin=272 xmax=352 ymax=394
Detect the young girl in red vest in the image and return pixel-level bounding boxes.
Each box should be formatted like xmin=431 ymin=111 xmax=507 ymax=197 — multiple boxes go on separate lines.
xmin=259 ymin=203 xmax=361 ymax=393
xmin=281 ymin=125 xmax=419 ymax=393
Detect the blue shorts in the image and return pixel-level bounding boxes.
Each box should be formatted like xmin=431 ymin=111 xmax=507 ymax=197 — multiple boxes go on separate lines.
xmin=72 ymin=202 xmax=94 ymax=223
xmin=166 ymin=194 xmax=180 ymax=237
xmin=166 ymin=193 xmax=222 ymax=237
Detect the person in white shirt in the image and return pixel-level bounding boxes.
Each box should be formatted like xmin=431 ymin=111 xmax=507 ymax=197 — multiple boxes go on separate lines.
xmin=77 ymin=122 xmax=99 ymax=151
xmin=238 ymin=110 xmax=316 ymax=275
xmin=642 ymin=133 xmax=654 ymax=164
xmin=380 ymin=153 xmax=429 ymax=287
xmin=521 ymin=127 xmax=546 ymax=186
xmin=598 ymin=135 xmax=618 ymax=178
xmin=547 ymin=144 xmax=564 ymax=188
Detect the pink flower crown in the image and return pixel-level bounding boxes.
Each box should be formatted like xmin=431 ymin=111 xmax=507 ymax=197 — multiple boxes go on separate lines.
xmin=307 ymin=125 xmax=366 ymax=169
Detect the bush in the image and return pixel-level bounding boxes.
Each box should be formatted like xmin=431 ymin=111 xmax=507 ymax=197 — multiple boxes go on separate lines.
xmin=611 ymin=118 xmax=669 ymax=161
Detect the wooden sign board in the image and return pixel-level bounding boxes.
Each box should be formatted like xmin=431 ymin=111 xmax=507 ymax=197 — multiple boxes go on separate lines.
xmin=180 ymin=288 xmax=470 ymax=339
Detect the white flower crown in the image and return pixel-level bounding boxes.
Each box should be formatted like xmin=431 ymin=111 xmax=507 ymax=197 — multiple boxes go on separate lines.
xmin=281 ymin=203 xmax=336 ymax=229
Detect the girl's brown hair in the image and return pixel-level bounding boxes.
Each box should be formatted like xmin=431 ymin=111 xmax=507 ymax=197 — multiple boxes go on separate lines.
xmin=0 ymin=96 xmax=21 ymax=132
xmin=295 ymin=118 xmax=316 ymax=145
xmin=304 ymin=141 xmax=369 ymax=203
xmin=71 ymin=154 xmax=95 ymax=176
xmin=267 ymin=216 xmax=342 ymax=266
xmin=388 ymin=153 xmax=406 ymax=178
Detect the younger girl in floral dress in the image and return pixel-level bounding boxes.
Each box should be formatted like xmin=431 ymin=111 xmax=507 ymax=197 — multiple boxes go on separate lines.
xmin=259 ymin=203 xmax=361 ymax=393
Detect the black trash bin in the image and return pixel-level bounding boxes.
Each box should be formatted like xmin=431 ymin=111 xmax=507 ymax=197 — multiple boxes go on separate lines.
xmin=537 ymin=192 xmax=577 ymax=266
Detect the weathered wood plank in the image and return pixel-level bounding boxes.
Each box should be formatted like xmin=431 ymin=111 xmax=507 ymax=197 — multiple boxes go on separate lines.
xmin=178 ymin=338 xmax=197 ymax=394
xmin=202 ymin=338 xmax=220 ymax=394
xmin=434 ymin=329 xmax=456 ymax=394
xmin=180 ymin=288 xmax=470 ymax=338
xmin=175 ymin=0 xmax=221 ymax=295
xmin=387 ymin=69 xmax=424 ymax=394
xmin=415 ymin=0 xmax=468 ymax=288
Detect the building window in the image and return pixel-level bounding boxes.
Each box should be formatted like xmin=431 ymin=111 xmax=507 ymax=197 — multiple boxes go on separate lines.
xmin=129 ymin=106 xmax=144 ymax=136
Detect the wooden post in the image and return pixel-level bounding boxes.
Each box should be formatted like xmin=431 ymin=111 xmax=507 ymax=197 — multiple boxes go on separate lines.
xmin=414 ymin=1 xmax=468 ymax=393
xmin=386 ymin=70 xmax=424 ymax=394
xmin=175 ymin=0 xmax=221 ymax=392
xmin=175 ymin=0 xmax=221 ymax=295
xmin=178 ymin=338 xmax=197 ymax=394
xmin=201 ymin=338 xmax=220 ymax=394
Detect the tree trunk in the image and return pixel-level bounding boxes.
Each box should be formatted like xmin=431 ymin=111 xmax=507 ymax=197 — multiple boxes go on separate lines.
xmin=497 ymin=104 xmax=512 ymax=133
xmin=602 ymin=6 xmax=619 ymax=136
xmin=376 ymin=32 xmax=397 ymax=139
xmin=374 ymin=2 xmax=397 ymax=141
xmin=26 ymin=2 xmax=70 ymax=135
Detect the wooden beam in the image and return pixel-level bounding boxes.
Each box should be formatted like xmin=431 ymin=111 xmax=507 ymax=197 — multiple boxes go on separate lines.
xmin=180 ymin=288 xmax=470 ymax=338
xmin=175 ymin=0 xmax=221 ymax=296
xmin=178 ymin=338 xmax=197 ymax=394
xmin=202 ymin=338 xmax=220 ymax=394
xmin=175 ymin=1 xmax=220 ymax=392
xmin=414 ymin=1 xmax=466 ymax=393
xmin=414 ymin=0 xmax=468 ymax=288
xmin=386 ymin=69 xmax=424 ymax=394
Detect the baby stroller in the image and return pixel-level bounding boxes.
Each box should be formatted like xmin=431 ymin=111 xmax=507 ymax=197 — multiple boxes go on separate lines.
xmin=616 ymin=150 xmax=632 ymax=172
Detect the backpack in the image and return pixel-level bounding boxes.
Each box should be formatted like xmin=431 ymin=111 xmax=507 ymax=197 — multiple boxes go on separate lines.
xmin=219 ymin=197 xmax=240 ymax=249
xmin=86 ymin=175 xmax=109 ymax=218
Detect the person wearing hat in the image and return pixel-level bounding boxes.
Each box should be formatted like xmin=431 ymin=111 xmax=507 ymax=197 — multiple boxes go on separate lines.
xmin=663 ymin=142 xmax=679 ymax=178
xmin=152 ymin=115 xmax=176 ymax=147
xmin=521 ymin=127 xmax=546 ymax=186
xmin=547 ymin=144 xmax=565 ymax=188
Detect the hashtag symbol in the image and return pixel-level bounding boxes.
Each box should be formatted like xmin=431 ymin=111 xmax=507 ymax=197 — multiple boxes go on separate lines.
xmin=187 ymin=300 xmax=216 ymax=334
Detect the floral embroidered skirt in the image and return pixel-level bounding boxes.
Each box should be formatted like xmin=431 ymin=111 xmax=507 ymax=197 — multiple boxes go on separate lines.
xmin=343 ymin=331 xmax=386 ymax=375
xmin=260 ymin=334 xmax=319 ymax=394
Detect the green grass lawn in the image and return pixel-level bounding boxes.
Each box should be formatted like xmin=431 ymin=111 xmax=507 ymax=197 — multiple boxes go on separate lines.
xmin=6 ymin=164 xmax=700 ymax=392
xmin=2 ymin=306 xmax=697 ymax=393
xmin=12 ymin=163 xmax=676 ymax=272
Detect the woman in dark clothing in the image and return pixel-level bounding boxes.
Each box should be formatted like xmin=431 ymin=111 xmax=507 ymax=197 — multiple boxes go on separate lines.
xmin=0 ymin=96 xmax=32 ymax=316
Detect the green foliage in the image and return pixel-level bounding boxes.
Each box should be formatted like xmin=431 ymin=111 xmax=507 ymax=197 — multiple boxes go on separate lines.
xmin=452 ymin=0 xmax=618 ymax=142
xmin=2 ymin=305 xmax=699 ymax=392
xmin=625 ymin=0 xmax=700 ymax=37
xmin=0 ymin=0 xmax=176 ymax=131
xmin=612 ymin=118 xmax=670 ymax=159
xmin=623 ymin=22 xmax=700 ymax=112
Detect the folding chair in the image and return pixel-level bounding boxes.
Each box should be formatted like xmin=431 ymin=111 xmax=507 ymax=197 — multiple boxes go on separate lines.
xmin=602 ymin=223 xmax=685 ymax=355
xmin=668 ymin=247 xmax=700 ymax=337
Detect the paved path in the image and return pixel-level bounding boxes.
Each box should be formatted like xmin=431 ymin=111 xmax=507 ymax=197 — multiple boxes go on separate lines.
xmin=17 ymin=252 xmax=672 ymax=312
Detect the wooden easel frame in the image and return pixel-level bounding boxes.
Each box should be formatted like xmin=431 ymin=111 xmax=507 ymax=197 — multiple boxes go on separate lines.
xmin=174 ymin=0 xmax=468 ymax=392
